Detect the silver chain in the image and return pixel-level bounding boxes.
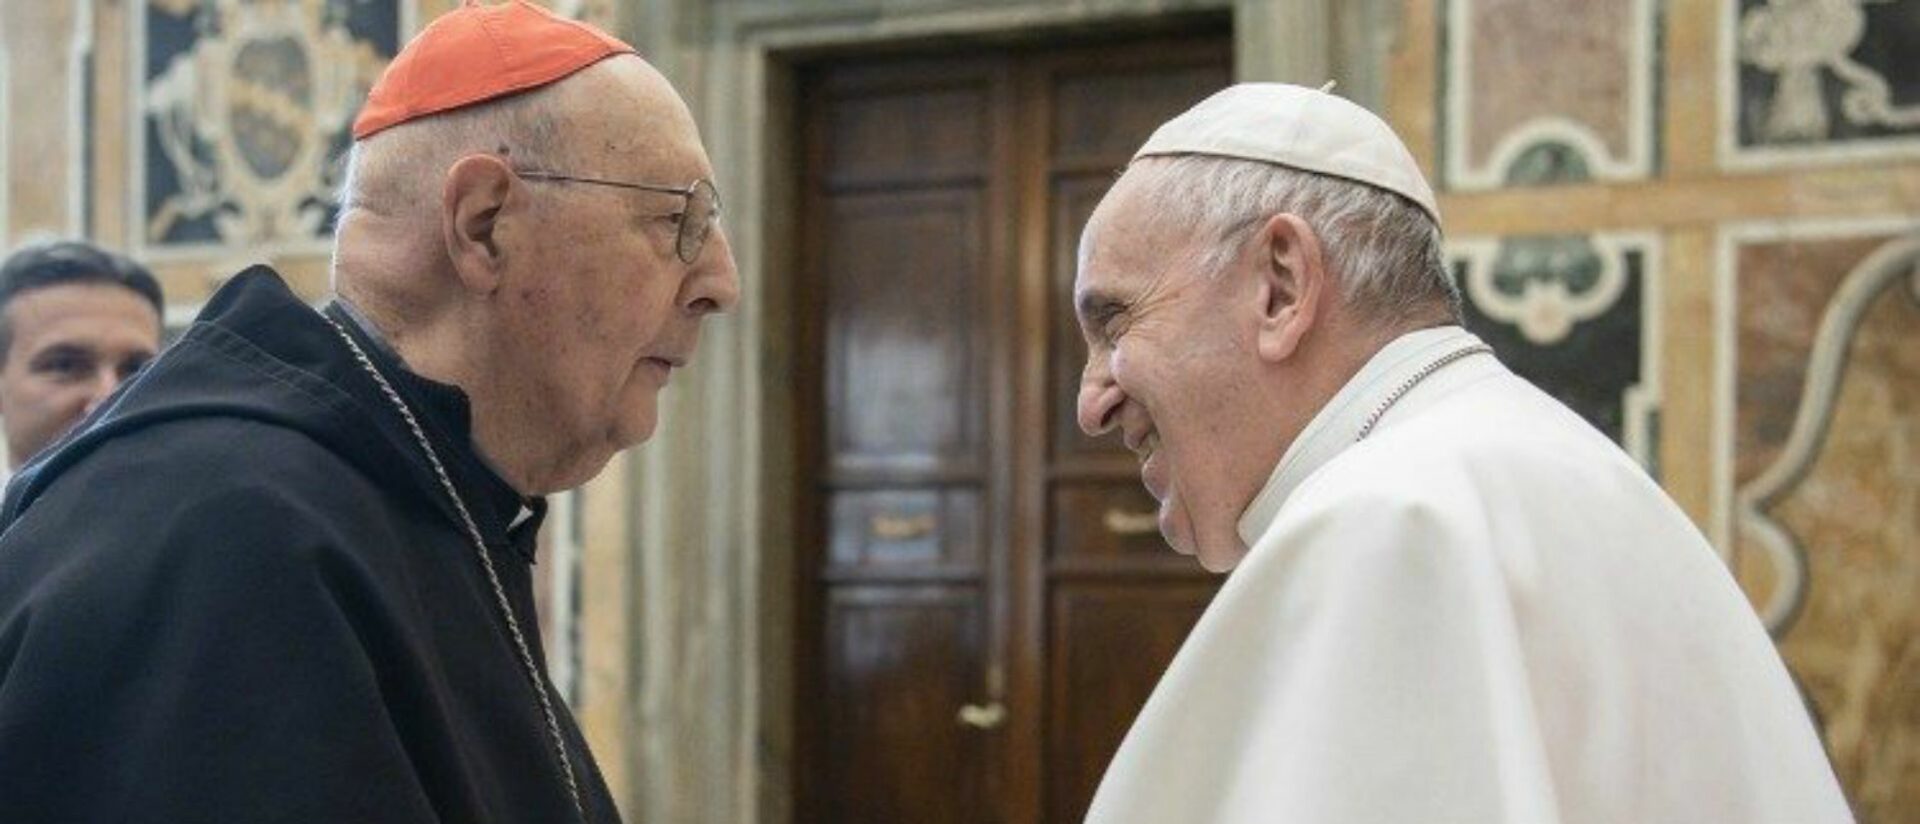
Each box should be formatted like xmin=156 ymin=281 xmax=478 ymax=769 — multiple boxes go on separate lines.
xmin=323 ymin=317 xmax=586 ymax=822
xmin=1354 ymin=343 xmax=1494 ymax=442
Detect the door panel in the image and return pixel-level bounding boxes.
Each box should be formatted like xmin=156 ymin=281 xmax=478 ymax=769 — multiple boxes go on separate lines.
xmin=827 ymin=85 xmax=992 ymax=185
xmin=799 ymin=32 xmax=1231 ymax=824
xmin=803 ymin=56 xmax=1011 ymax=824
xmin=1046 ymin=585 xmax=1216 ymax=824
xmin=1049 ymin=483 xmax=1189 ymax=569
xmin=825 ymin=190 xmax=988 ymax=474
xmin=829 ymin=488 xmax=984 ymax=576
xmin=826 ymin=587 xmax=991 ymax=824
xmin=1050 ymin=63 xmax=1240 ymax=162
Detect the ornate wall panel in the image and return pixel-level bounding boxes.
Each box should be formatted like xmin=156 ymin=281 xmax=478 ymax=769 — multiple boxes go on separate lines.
xmin=1441 ymin=0 xmax=1658 ymax=190
xmin=1717 ymin=218 xmax=1920 ymax=821
xmin=1724 ymin=0 xmax=1920 ymax=168
xmin=133 ymin=0 xmax=397 ymax=260
xmin=1448 ymin=233 xmax=1662 ymax=470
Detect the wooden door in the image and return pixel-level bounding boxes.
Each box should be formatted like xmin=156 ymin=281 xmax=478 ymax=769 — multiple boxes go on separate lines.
xmin=797 ymin=32 xmax=1231 ymax=824
xmin=797 ymin=55 xmax=1014 ymax=824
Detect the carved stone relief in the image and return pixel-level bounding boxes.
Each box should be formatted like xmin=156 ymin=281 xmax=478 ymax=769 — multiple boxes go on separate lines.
xmin=1727 ymin=0 xmax=1920 ymax=165
xmin=136 ymin=0 xmax=395 ymax=256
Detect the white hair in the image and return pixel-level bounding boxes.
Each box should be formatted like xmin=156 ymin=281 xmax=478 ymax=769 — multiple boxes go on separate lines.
xmin=335 ymin=82 xmax=576 ymax=225
xmin=1124 ymin=154 xmax=1460 ymax=325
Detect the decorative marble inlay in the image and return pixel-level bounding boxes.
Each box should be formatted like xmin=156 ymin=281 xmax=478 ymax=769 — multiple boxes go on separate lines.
xmin=1727 ymin=0 xmax=1920 ymax=165
xmin=1724 ymin=224 xmax=1920 ymax=821
xmin=1450 ymin=233 xmax=1660 ymax=470
xmin=137 ymin=0 xmax=395 ymax=255
xmin=1442 ymin=0 xmax=1657 ymax=190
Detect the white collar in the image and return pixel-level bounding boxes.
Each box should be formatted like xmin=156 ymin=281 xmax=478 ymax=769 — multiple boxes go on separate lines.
xmin=1234 ymin=325 xmax=1488 ymax=547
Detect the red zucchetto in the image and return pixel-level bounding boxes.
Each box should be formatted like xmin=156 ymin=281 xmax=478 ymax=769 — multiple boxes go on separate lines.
xmin=351 ymin=0 xmax=635 ymax=140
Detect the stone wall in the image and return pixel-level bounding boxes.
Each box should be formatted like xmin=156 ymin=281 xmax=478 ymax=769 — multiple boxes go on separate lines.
xmin=1410 ymin=1 xmax=1920 ymax=820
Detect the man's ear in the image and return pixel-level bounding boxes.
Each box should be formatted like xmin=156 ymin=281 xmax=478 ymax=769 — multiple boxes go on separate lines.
xmin=1253 ymin=212 xmax=1327 ymax=363
xmin=442 ymin=154 xmax=517 ymax=295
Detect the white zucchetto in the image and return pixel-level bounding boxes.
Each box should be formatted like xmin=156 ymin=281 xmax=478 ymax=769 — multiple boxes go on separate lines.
xmin=1133 ymin=82 xmax=1441 ymax=227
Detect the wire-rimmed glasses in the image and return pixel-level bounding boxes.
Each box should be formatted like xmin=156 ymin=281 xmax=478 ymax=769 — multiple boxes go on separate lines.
xmin=514 ymin=171 xmax=720 ymax=264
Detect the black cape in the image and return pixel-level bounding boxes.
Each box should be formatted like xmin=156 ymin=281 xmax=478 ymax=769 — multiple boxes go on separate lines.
xmin=0 ymin=268 xmax=620 ymax=823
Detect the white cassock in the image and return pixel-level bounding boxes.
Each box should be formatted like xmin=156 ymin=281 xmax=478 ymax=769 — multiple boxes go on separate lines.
xmin=1083 ymin=326 xmax=1853 ymax=824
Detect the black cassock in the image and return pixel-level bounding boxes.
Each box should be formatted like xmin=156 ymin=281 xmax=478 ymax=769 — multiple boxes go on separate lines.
xmin=0 ymin=267 xmax=620 ymax=823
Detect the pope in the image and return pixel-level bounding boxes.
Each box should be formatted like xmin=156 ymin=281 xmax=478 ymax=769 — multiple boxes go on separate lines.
xmin=1073 ymin=83 xmax=1852 ymax=824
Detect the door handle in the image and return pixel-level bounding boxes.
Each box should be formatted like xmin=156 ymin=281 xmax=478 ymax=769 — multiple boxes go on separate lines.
xmin=870 ymin=511 xmax=936 ymax=540
xmin=956 ymin=702 xmax=1007 ymax=729
xmin=1102 ymin=507 xmax=1158 ymax=536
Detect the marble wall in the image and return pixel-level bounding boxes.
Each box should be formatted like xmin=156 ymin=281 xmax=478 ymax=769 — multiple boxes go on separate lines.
xmin=1449 ymin=233 xmax=1661 ymax=469
xmin=1723 ymin=222 xmax=1920 ymax=819
xmin=2 ymin=3 xmax=89 ymax=244
xmin=1443 ymin=0 xmax=1656 ymax=189
xmin=1729 ymin=0 xmax=1920 ymax=164
xmin=1439 ymin=0 xmax=1664 ymax=470
xmin=1427 ymin=0 xmax=1920 ymax=820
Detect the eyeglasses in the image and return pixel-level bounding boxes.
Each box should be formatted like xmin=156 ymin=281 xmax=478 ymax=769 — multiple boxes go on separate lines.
xmin=514 ymin=171 xmax=721 ymax=264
